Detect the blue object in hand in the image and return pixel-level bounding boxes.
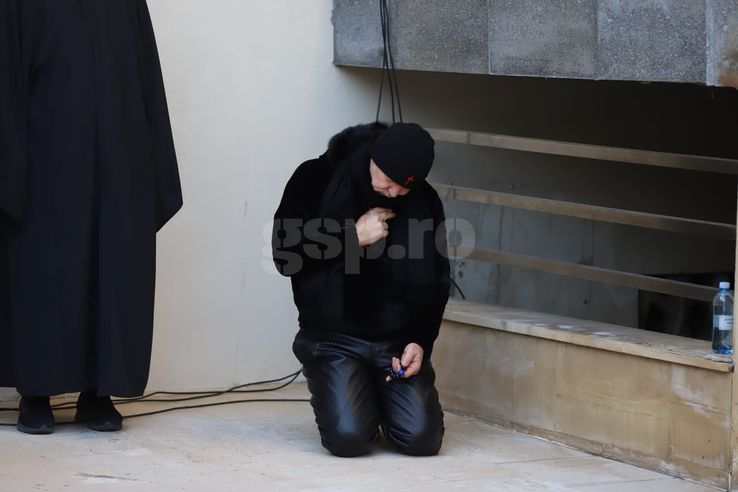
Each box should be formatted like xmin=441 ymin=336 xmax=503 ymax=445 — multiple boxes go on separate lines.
xmin=386 ymin=367 xmax=407 ymax=382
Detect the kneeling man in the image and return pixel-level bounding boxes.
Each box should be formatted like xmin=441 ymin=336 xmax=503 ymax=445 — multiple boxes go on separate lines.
xmin=272 ymin=122 xmax=450 ymax=457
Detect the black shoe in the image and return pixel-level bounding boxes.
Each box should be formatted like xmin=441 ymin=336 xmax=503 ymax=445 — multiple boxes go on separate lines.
xmin=75 ymin=391 xmax=123 ymax=432
xmin=17 ymin=396 xmax=54 ymax=435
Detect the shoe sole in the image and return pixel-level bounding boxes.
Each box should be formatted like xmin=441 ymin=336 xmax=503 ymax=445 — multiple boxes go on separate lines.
xmin=16 ymin=422 xmax=54 ymax=435
xmin=85 ymin=422 xmax=122 ymax=432
xmin=75 ymin=413 xmax=122 ymax=432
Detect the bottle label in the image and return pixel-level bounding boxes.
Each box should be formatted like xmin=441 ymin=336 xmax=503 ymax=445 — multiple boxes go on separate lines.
xmin=716 ymin=315 xmax=734 ymax=331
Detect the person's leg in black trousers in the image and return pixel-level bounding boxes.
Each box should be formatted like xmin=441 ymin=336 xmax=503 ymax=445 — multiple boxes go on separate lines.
xmin=294 ymin=330 xmax=444 ymax=457
xmin=373 ymin=339 xmax=444 ymax=456
xmin=293 ymin=330 xmax=380 ymax=457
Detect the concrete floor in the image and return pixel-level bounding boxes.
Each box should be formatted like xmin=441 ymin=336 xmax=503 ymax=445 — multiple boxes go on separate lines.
xmin=0 ymin=384 xmax=716 ymax=492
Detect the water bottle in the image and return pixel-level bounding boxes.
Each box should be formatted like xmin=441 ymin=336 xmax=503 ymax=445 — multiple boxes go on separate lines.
xmin=712 ymin=281 xmax=734 ymax=355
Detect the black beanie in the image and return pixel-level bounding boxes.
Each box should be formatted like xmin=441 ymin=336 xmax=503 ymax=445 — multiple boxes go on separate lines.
xmin=369 ymin=122 xmax=435 ymax=189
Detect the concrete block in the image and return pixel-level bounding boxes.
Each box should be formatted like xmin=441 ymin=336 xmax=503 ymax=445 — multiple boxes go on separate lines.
xmin=434 ymin=314 xmax=733 ymax=488
xmin=488 ymin=0 xmax=597 ymax=79
xmin=707 ymin=0 xmax=738 ymax=87
xmin=333 ymin=0 xmax=738 ymax=86
xmin=333 ymin=0 xmax=383 ymax=67
xmin=389 ymin=0 xmax=488 ymax=74
xmin=597 ymin=0 xmax=706 ymax=83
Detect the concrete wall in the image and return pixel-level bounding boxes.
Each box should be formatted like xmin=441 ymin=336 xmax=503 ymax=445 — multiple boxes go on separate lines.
xmin=334 ymin=0 xmax=738 ymax=87
xmin=143 ymin=0 xmax=378 ymax=391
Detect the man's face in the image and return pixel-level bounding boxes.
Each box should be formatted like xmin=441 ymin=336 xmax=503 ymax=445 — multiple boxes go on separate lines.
xmin=369 ymin=159 xmax=411 ymax=198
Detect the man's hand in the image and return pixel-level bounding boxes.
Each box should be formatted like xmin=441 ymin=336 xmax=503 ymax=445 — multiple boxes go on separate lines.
xmin=387 ymin=343 xmax=424 ymax=382
xmin=356 ymin=207 xmax=395 ymax=247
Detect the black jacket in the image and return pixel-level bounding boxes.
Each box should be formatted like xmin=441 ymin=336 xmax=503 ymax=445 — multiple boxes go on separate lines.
xmin=272 ymin=125 xmax=450 ymax=353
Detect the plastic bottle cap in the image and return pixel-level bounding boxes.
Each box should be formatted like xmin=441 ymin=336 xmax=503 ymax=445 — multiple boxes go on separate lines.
xmin=720 ymin=281 xmax=731 ymax=290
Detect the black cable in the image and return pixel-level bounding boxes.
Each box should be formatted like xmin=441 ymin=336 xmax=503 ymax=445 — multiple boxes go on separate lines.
xmin=379 ymin=0 xmax=395 ymax=123
xmin=111 ymin=370 xmax=302 ymax=403
xmin=451 ymin=276 xmax=466 ymax=300
xmin=375 ymin=59 xmax=385 ymax=122
xmin=0 ymin=398 xmax=310 ymax=427
xmin=114 ymin=398 xmax=309 ymax=421
xmin=375 ymin=0 xmax=387 ymax=122
xmin=376 ymin=0 xmax=403 ymax=124
xmin=44 ymin=370 xmax=303 ymax=411
xmin=384 ymin=0 xmax=398 ymax=122
xmin=0 ymin=369 xmax=307 ymax=427
xmin=0 ymin=370 xmax=302 ymax=411
xmin=382 ymin=0 xmax=402 ymax=122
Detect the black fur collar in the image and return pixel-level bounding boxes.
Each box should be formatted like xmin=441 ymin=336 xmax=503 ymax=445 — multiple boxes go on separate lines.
xmin=324 ymin=122 xmax=388 ymax=165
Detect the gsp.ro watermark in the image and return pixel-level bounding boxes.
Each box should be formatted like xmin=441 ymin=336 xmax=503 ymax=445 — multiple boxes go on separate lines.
xmin=263 ymin=217 xmax=475 ymax=276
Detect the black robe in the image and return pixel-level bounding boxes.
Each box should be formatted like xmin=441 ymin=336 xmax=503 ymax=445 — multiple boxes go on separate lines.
xmin=0 ymin=0 xmax=183 ymax=397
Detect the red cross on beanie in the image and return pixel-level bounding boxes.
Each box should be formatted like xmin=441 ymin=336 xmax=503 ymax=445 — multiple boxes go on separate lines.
xmin=369 ymin=123 xmax=435 ymax=190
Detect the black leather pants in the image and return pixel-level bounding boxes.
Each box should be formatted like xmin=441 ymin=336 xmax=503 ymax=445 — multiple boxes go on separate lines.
xmin=292 ymin=329 xmax=444 ymax=458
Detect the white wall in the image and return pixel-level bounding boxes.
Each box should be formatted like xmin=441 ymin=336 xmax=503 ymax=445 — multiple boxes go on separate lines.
xmin=147 ymin=0 xmax=378 ymax=391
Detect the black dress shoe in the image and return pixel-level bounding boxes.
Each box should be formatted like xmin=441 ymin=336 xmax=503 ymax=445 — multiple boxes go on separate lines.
xmin=17 ymin=396 xmax=54 ymax=435
xmin=75 ymin=391 xmax=123 ymax=432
